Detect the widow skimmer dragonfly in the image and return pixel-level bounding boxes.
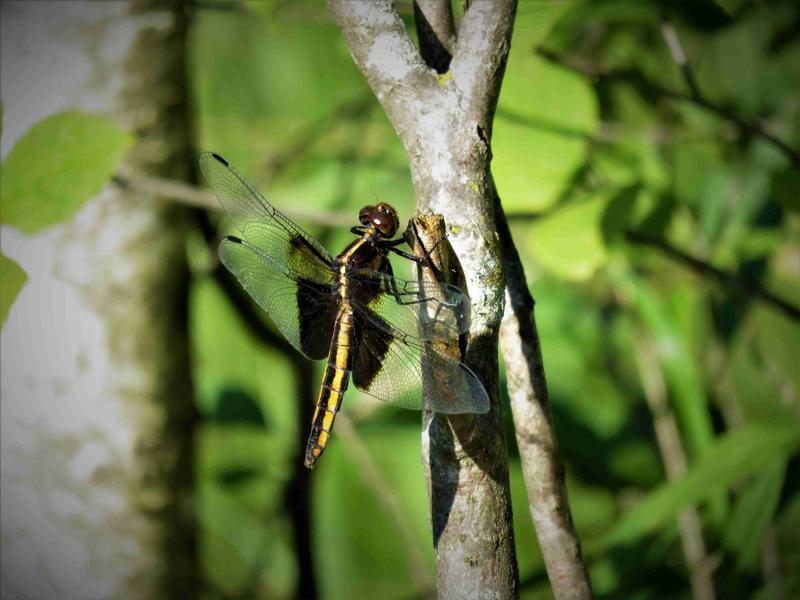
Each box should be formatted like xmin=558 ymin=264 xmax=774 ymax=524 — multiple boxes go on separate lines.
xmin=199 ymin=153 xmax=489 ymax=469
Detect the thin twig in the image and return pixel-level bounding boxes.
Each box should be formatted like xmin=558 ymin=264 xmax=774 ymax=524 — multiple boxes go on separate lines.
xmin=335 ymin=413 xmax=435 ymax=598
xmin=659 ymin=17 xmax=800 ymax=168
xmin=633 ymin=336 xmax=716 ymax=600
xmin=660 ymin=20 xmax=702 ymax=101
xmin=116 ymin=163 xmax=218 ymax=209
xmin=625 ymin=229 xmax=800 ymax=321
xmin=494 ymin=180 xmax=594 ymax=600
xmin=116 ymin=165 xmax=353 ymax=227
xmin=537 ymin=47 xmax=800 ymax=167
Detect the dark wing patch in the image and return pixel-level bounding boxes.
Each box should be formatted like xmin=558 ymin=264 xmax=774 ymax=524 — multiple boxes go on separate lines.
xmin=220 ymin=237 xmax=337 ymax=360
xmin=297 ymin=277 xmax=337 ymax=359
xmin=352 ymin=310 xmax=392 ymax=391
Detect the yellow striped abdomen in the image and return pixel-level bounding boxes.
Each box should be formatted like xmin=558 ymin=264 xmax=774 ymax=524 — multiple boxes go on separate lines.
xmin=304 ymin=305 xmax=354 ymax=469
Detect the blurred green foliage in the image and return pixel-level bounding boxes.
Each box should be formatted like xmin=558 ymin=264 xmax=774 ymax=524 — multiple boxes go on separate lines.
xmin=185 ymin=1 xmax=799 ymax=598
xmin=2 ymin=0 xmax=797 ymax=598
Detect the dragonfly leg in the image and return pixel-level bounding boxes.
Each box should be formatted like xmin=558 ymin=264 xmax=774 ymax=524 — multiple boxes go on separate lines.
xmin=380 ymin=260 xmax=443 ymax=307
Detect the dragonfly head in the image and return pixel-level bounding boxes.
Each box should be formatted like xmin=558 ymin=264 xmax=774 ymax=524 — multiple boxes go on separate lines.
xmin=359 ymin=203 xmax=399 ymax=238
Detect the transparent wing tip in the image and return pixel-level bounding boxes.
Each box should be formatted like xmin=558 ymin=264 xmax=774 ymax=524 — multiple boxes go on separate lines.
xmin=209 ymin=152 xmax=228 ymax=166
xmin=198 ymin=151 xmax=228 ymax=166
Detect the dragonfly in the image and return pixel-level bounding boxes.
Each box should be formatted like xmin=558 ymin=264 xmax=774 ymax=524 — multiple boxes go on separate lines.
xmin=199 ymin=153 xmax=489 ymax=469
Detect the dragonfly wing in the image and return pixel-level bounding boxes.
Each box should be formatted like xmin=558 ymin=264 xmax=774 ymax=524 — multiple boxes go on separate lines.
xmin=351 ymin=306 xmax=489 ymax=414
xmin=200 ymin=152 xmax=335 ymax=287
xmin=219 ymin=236 xmax=337 ymax=360
xmin=348 ymin=267 xmax=471 ymax=342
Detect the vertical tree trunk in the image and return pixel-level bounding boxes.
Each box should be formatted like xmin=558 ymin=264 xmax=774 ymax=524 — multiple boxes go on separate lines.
xmin=1 ymin=2 xmax=197 ymax=597
xmin=327 ymin=1 xmax=519 ymax=597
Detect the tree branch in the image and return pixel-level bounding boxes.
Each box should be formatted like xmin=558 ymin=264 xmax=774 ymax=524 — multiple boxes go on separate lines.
xmin=413 ymin=0 xmax=455 ymax=73
xmin=115 ymin=166 xmax=353 ymax=227
xmin=625 ymin=229 xmax=800 ymax=322
xmin=537 ymin=47 xmax=800 ymax=167
xmin=494 ymin=182 xmax=594 ymax=600
xmin=329 ymin=3 xmax=524 ymax=596
xmin=326 ymin=0 xmax=435 ymax=140
xmin=451 ymin=0 xmax=517 ymax=126
xmin=410 ymin=214 xmax=518 ymax=599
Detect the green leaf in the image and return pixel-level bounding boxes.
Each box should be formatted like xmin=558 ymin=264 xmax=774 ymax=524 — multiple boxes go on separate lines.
xmin=528 ymin=193 xmax=611 ymax=281
xmin=605 ymin=420 xmax=800 ymax=547
xmin=515 ymin=1 xmax=572 ymax=47
xmin=619 ymin=274 xmax=716 ymax=460
xmin=1 ymin=253 xmax=27 ymax=327
xmin=494 ymin=8 xmax=598 ymax=213
xmin=315 ymin=427 xmax=434 ymax=599
xmin=600 ymin=185 xmax=643 ymax=242
xmin=1 ymin=112 xmax=133 ymax=233
xmin=723 ymin=456 xmax=786 ymax=571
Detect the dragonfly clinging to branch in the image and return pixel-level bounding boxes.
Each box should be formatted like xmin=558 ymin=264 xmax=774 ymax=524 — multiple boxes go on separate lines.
xmin=200 ymin=152 xmax=489 ymax=469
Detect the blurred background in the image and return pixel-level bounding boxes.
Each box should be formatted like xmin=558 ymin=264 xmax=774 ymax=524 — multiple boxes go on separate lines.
xmin=1 ymin=1 xmax=798 ymax=599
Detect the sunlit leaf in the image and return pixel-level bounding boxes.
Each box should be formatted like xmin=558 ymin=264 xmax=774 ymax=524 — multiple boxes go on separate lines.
xmin=494 ymin=7 xmax=598 ymax=213
xmin=0 ymin=112 xmax=132 ymax=233
xmin=528 ymin=193 xmax=610 ymax=280
xmin=0 ymin=253 xmax=26 ymax=327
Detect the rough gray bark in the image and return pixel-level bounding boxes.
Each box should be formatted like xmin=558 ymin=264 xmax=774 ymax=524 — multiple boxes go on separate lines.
xmin=495 ymin=182 xmax=593 ymax=599
xmin=327 ymin=1 xmax=519 ymax=597
xmin=0 ymin=2 xmax=197 ymax=598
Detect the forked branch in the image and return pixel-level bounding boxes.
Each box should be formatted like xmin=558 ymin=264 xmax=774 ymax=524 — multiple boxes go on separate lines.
xmin=328 ymin=1 xmax=521 ymax=598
